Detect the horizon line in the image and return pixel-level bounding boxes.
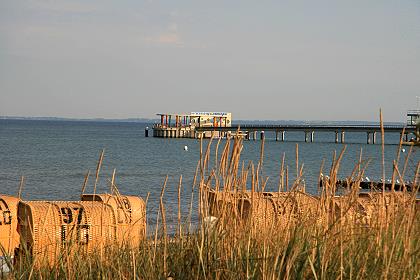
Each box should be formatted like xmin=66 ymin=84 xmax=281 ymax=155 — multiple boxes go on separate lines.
xmin=0 ymin=115 xmax=405 ymax=124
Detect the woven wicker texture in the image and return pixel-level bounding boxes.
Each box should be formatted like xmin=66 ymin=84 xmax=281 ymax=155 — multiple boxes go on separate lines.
xmin=330 ymin=192 xmax=416 ymax=225
xmin=0 ymin=195 xmax=20 ymax=256
xmin=18 ymin=200 xmax=116 ymax=266
xmin=207 ymin=190 xmax=320 ymax=233
xmin=81 ymin=194 xmax=146 ymax=247
xmin=357 ymin=192 xmax=414 ymax=225
xmin=331 ymin=195 xmax=368 ymax=224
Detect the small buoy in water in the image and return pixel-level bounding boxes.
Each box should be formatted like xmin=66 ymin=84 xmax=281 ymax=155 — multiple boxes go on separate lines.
xmin=184 ymin=145 xmax=188 ymax=151
xmin=401 ymin=148 xmax=406 ymax=153
xmin=365 ymin=176 xmax=370 ymax=182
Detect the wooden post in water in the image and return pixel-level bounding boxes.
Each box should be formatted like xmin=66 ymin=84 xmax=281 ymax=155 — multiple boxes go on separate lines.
xmin=367 ymin=132 xmax=371 ymax=144
xmin=281 ymin=131 xmax=285 ymax=142
xmin=341 ymin=131 xmax=345 ymax=143
xmin=372 ymin=131 xmax=376 ymax=144
xmin=310 ymin=131 xmax=314 ymax=142
xmin=335 ymin=131 xmax=339 ymax=143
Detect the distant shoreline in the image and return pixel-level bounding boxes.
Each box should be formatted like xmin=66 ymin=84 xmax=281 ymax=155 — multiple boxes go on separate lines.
xmin=0 ymin=116 xmax=157 ymax=123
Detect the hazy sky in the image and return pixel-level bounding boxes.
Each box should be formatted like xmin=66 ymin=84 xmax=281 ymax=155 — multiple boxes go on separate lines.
xmin=1 ymin=1 xmax=419 ymax=122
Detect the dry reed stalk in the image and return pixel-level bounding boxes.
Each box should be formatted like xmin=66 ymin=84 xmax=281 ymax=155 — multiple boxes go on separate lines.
xmin=295 ymin=143 xmax=299 ymax=179
xmin=215 ymin=137 xmax=222 ymax=171
xmin=392 ymin=162 xmax=407 ymax=192
xmin=255 ymin=162 xmax=261 ymax=193
xmin=391 ymin=128 xmax=405 ymax=191
xmin=278 ymin=153 xmax=285 ymax=193
xmin=401 ymin=144 xmax=413 ymax=180
xmin=107 ymin=179 xmax=131 ymax=223
xmin=321 ymin=146 xmax=346 ymax=226
xmin=259 ymin=137 xmax=265 ymax=167
xmin=329 ymin=150 xmax=337 ymax=178
xmin=330 ymin=146 xmax=347 ymax=199
xmin=349 ymin=158 xmax=363 ymax=186
xmin=159 ymin=184 xmax=168 ymax=276
xmin=177 ymin=175 xmax=182 ymax=239
xmin=110 ymin=168 xmax=116 ymax=193
xmin=153 ymin=176 xmax=167 ymax=263
xmin=93 ymin=149 xmax=105 ymax=200
xmin=80 ymin=170 xmax=90 ymax=199
xmin=203 ymin=135 xmax=214 ymax=176
xmin=358 ymin=147 xmax=363 ymax=177
xmin=228 ymin=137 xmax=241 ymax=178
xmin=379 ymin=109 xmax=388 ymax=251
xmin=414 ymin=161 xmax=420 ymax=186
xmin=144 ymin=191 xmax=150 ymax=242
xmin=187 ymin=161 xmax=200 ymax=235
xmin=17 ymin=175 xmax=25 ymax=199
xmin=380 ymin=109 xmax=385 ymax=195
xmin=199 ymin=137 xmax=204 ymax=180
xmin=224 ymin=139 xmax=232 ymax=174
xmin=219 ymin=145 xmax=226 ymax=177
xmin=132 ymin=249 xmax=136 ymax=278
xmin=318 ymin=159 xmax=324 ymax=195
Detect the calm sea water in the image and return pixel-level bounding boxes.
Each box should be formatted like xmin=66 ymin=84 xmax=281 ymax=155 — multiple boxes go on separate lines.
xmin=0 ymin=119 xmax=418 ymax=232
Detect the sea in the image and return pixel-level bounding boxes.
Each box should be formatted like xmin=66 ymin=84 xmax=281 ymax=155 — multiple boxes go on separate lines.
xmin=0 ymin=119 xmax=418 ymax=233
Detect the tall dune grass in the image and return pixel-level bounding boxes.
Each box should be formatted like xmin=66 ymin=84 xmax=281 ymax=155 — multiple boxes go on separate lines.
xmin=5 ymin=132 xmax=419 ymax=279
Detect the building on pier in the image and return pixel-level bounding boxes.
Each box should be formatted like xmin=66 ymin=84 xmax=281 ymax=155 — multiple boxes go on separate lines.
xmin=407 ymin=110 xmax=420 ymax=126
xmin=153 ymin=112 xmax=232 ymax=138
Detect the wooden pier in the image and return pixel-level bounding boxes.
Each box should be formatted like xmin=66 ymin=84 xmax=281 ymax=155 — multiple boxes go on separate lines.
xmin=151 ymin=111 xmax=419 ymax=144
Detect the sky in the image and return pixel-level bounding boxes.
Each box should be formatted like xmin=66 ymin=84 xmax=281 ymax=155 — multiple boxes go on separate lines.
xmin=1 ymin=0 xmax=419 ymax=122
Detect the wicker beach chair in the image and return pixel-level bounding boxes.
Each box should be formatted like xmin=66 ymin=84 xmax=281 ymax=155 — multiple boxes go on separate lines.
xmin=17 ymin=194 xmax=146 ymax=266
xmin=207 ymin=189 xmax=320 ymax=234
xmin=81 ymin=194 xmax=146 ymax=247
xmin=0 ymin=195 xmax=20 ymax=257
xmin=18 ymin=201 xmax=116 ymax=266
